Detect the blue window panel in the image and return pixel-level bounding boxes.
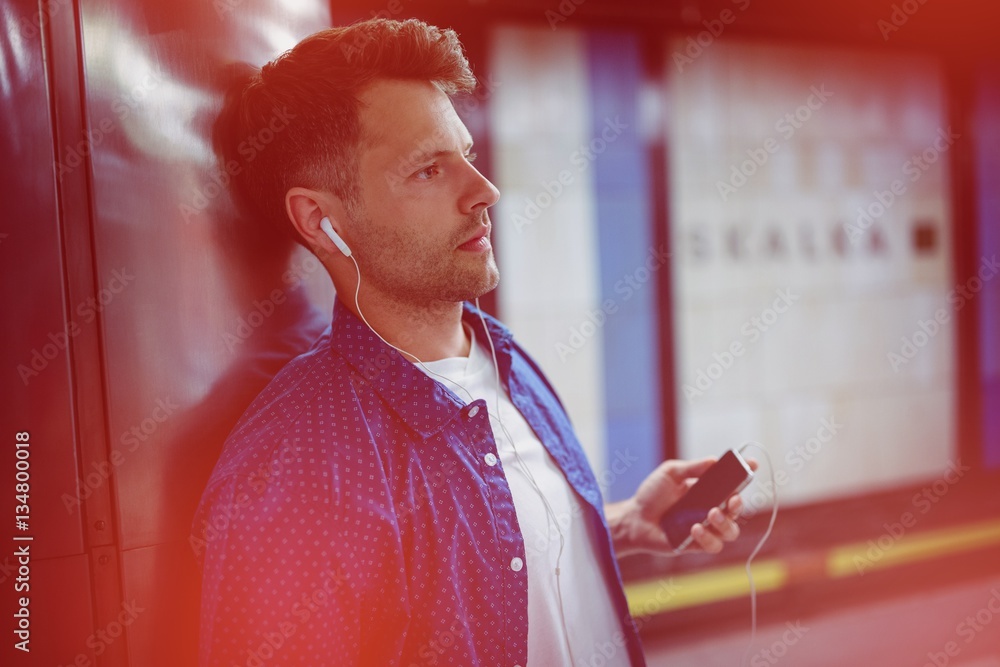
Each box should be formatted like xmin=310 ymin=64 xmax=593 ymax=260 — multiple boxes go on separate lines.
xmin=587 ymin=32 xmax=663 ymax=500
xmin=976 ymin=65 xmax=1000 ymax=470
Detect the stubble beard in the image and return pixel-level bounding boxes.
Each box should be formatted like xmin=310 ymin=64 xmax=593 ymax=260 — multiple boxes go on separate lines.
xmin=350 ymin=211 xmax=500 ymax=307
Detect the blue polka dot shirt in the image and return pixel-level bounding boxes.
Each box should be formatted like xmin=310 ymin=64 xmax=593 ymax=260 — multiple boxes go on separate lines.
xmin=192 ymin=299 xmax=646 ymax=666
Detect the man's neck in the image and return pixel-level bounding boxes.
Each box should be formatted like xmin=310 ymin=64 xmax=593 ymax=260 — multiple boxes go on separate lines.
xmin=339 ymin=291 xmax=470 ymax=362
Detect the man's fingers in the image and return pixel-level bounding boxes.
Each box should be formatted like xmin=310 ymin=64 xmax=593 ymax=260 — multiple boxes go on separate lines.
xmin=667 ymin=457 xmax=716 ymax=482
xmin=690 ymin=523 xmax=723 ymax=554
xmin=689 ymin=510 xmax=741 ymax=553
xmin=707 ymin=507 xmax=741 ymax=542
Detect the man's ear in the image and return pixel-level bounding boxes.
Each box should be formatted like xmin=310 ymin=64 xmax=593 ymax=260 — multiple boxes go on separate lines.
xmin=285 ymin=187 xmax=349 ymax=253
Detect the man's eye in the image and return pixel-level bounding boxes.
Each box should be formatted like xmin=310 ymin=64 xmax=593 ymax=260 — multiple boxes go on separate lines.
xmin=414 ymin=164 xmax=440 ymax=180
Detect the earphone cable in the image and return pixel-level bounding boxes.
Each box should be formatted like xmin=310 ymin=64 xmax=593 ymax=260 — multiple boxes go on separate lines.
xmin=738 ymin=442 xmax=779 ymax=667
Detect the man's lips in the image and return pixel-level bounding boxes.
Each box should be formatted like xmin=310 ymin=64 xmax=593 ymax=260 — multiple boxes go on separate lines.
xmin=458 ymin=226 xmax=491 ymax=251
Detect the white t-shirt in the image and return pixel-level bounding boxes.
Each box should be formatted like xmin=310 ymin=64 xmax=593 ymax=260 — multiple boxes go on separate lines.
xmin=417 ymin=325 xmax=632 ymax=666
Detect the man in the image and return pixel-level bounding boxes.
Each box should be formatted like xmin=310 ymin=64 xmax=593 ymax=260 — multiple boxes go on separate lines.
xmin=194 ymin=18 xmax=747 ymax=666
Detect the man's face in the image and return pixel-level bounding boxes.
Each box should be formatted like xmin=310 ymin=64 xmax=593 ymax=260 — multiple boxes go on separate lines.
xmin=346 ymin=79 xmax=500 ymax=306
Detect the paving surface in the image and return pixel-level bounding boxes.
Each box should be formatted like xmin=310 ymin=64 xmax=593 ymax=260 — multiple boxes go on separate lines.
xmin=643 ymin=574 xmax=1000 ymax=667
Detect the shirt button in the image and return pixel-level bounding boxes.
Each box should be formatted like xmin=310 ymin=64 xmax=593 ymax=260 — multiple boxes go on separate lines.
xmin=510 ymin=557 xmax=523 ymax=572
xmin=467 ymin=405 xmax=480 ymax=419
xmin=484 ymin=452 xmax=498 ymax=466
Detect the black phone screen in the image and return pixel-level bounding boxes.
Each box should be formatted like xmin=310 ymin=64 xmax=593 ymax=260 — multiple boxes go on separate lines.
xmin=660 ymin=450 xmax=753 ymax=548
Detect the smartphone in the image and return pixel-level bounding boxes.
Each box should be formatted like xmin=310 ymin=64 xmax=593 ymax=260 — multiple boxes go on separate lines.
xmin=660 ymin=449 xmax=754 ymax=551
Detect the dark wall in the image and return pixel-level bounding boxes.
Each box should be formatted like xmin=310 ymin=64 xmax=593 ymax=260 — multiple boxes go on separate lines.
xmin=1 ymin=0 xmax=97 ymax=664
xmin=1 ymin=0 xmax=332 ymax=664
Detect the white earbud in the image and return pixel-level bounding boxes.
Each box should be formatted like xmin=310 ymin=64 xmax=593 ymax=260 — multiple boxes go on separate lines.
xmin=320 ymin=216 xmax=352 ymax=257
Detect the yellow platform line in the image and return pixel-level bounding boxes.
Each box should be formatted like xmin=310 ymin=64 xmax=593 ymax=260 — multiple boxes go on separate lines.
xmin=826 ymin=518 xmax=1000 ymax=578
xmin=624 ymin=518 xmax=1000 ymax=617
xmin=624 ymin=560 xmax=787 ymax=617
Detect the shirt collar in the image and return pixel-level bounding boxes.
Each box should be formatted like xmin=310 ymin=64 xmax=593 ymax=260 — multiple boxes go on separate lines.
xmin=326 ymin=297 xmax=514 ymax=439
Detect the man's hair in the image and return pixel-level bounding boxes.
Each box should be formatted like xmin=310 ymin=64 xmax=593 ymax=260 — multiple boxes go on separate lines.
xmin=216 ymin=18 xmax=476 ymax=243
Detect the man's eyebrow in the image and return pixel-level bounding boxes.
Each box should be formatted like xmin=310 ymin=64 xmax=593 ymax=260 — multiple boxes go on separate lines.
xmin=407 ymin=141 xmax=475 ymax=165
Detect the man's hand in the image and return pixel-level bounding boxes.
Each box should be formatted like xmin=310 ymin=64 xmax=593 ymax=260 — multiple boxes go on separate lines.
xmin=605 ymin=457 xmax=754 ymax=558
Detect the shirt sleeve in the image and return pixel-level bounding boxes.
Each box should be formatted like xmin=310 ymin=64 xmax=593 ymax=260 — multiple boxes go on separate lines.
xmin=194 ymin=432 xmax=409 ymax=666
